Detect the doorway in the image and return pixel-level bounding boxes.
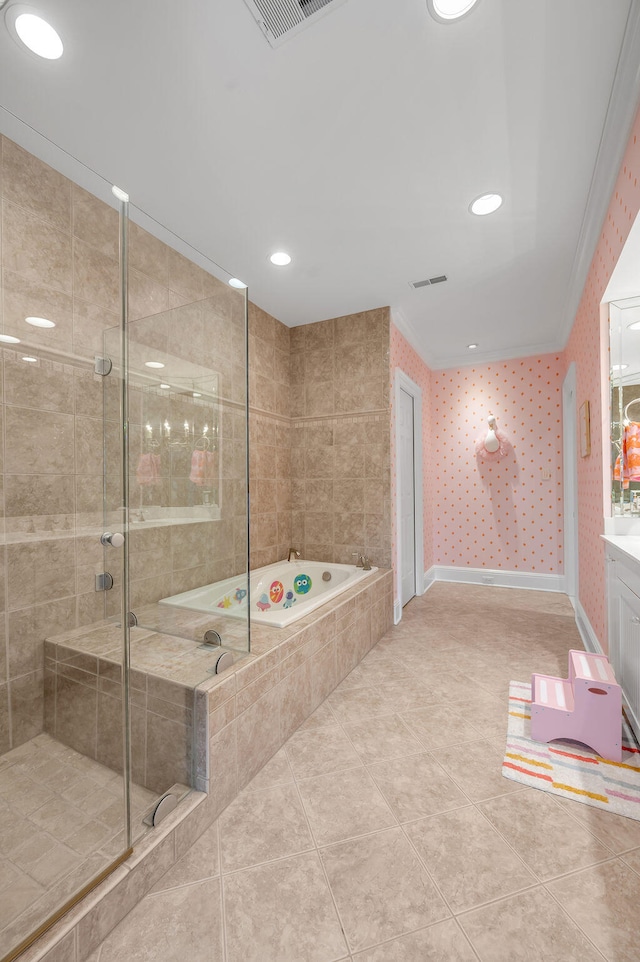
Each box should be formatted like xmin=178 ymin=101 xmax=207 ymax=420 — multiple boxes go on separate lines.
xmin=394 ymin=370 xmax=424 ymax=618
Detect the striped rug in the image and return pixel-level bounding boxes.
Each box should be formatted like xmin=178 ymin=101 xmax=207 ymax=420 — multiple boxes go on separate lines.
xmin=502 ymin=681 xmax=640 ymax=818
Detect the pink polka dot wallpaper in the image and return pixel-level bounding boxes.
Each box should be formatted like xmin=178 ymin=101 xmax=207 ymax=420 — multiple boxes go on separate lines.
xmin=430 ymin=356 xmax=564 ymax=573
xmin=563 ymin=107 xmax=640 ymax=649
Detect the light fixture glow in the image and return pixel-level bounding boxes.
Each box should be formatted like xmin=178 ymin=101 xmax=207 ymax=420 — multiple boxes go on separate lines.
xmin=25 ymin=316 xmax=56 ymax=329
xmin=14 ymin=13 xmax=63 ymax=59
xmin=470 ymin=193 xmax=503 ymax=216
xmin=22 ymin=356 xmax=38 ymax=363
xmin=269 ymin=251 xmax=291 ymax=266
xmin=159 ymin=383 xmax=171 ymax=389
xmin=192 ymin=392 xmax=202 ymax=398
xmin=427 ymin=0 xmax=480 ymax=22
xmin=612 ymin=364 xmax=629 ymax=371
xmin=229 ymin=278 xmax=247 ymax=289
xmin=0 ymin=334 xmax=21 ymax=344
xmin=111 ymin=185 xmax=129 ymax=203
xmin=144 ymin=361 xmax=165 ymax=369
xmin=468 ymin=343 xmax=478 ymax=350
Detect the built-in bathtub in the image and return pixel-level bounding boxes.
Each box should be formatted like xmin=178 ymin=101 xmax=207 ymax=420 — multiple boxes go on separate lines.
xmin=159 ymin=559 xmax=379 ymax=628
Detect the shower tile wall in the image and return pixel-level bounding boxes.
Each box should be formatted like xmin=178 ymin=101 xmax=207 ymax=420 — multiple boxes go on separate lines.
xmin=248 ymin=304 xmax=291 ymax=568
xmin=289 ymin=308 xmax=392 ymax=568
xmin=0 ymin=135 xmax=247 ymax=754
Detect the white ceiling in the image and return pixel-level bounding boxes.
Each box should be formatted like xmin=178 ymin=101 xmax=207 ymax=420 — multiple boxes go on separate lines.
xmin=1 ymin=0 xmax=640 ymax=369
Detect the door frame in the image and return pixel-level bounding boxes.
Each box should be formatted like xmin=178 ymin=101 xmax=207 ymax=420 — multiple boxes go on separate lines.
xmin=394 ymin=369 xmax=425 ymax=620
xmin=562 ymin=362 xmax=579 ymax=602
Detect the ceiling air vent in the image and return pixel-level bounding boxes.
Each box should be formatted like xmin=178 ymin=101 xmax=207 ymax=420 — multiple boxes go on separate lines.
xmin=242 ymin=0 xmax=348 ymax=47
xmin=409 ymin=275 xmax=448 ymax=289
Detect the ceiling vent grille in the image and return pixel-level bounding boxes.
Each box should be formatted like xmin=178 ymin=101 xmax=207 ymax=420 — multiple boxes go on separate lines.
xmin=410 ymin=275 xmax=448 ymax=289
xmin=242 ymin=0 xmax=347 ymax=47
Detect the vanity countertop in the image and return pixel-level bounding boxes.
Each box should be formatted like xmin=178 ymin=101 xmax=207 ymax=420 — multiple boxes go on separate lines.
xmin=602 ymin=534 xmax=640 ymax=565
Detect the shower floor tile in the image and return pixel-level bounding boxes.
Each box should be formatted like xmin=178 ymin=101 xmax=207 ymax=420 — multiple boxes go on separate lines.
xmin=0 ymin=733 xmax=158 ymax=952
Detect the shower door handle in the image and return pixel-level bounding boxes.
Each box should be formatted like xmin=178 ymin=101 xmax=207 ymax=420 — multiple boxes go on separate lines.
xmin=101 ymin=532 xmax=125 ymax=548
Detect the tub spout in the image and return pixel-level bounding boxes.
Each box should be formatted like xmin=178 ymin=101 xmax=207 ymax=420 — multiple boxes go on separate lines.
xmin=288 ymin=547 xmax=301 ymax=562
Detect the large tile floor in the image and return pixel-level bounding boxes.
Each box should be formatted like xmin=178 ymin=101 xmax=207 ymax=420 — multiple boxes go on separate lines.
xmin=87 ymin=584 xmax=640 ymax=961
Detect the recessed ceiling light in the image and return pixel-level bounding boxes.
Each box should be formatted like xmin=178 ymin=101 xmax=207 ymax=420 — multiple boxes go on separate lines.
xmin=25 ymin=316 xmax=56 ymax=329
xmin=468 ymin=343 xmax=478 ymax=350
xmin=612 ymin=364 xmax=629 ymax=371
xmin=144 ymin=361 xmax=165 ymax=369
xmin=22 ymin=356 xmax=38 ymax=363
xmin=159 ymin=383 xmax=171 ymax=389
xmin=0 ymin=334 xmax=21 ymax=344
xmin=470 ymin=193 xmax=503 ymax=216
xmin=13 ymin=12 xmax=63 ymax=59
xmin=269 ymin=251 xmax=291 ymax=266
xmin=427 ymin=0 xmax=481 ymax=23
xmin=229 ymin=278 xmax=247 ymax=289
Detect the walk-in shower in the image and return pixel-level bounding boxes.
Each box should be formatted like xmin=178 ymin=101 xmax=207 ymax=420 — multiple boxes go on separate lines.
xmin=0 ymin=129 xmax=249 ymax=962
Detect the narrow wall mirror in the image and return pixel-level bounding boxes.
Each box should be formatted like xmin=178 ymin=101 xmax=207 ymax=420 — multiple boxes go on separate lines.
xmin=610 ymin=295 xmax=640 ymax=514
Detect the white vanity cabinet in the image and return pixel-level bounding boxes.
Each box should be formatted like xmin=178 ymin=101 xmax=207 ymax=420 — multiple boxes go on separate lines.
xmin=604 ymin=536 xmax=640 ymax=743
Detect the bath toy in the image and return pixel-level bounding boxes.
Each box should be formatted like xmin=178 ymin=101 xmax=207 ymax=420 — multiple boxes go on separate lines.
xmin=283 ymin=591 xmax=296 ymax=609
xmin=234 ymin=588 xmax=247 ymax=604
xmin=269 ymin=580 xmax=284 ymax=604
xmin=256 ymin=593 xmax=271 ymax=611
xmin=293 ymin=573 xmax=312 ymax=595
xmin=217 ymin=596 xmax=233 ymax=609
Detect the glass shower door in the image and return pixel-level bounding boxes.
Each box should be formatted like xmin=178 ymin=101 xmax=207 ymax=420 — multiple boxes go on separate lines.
xmin=102 ymin=202 xmax=250 ymax=819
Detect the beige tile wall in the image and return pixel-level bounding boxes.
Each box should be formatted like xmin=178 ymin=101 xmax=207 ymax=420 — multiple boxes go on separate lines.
xmin=248 ymin=305 xmax=393 ymax=571
xmin=289 ymin=308 xmax=392 ymax=568
xmin=0 ymin=136 xmax=248 ymax=754
xmin=248 ymin=303 xmax=291 ymax=569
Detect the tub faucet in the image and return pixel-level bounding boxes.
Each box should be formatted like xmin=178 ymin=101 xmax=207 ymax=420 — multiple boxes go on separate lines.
xmin=353 ymin=552 xmax=372 ymax=571
xmin=288 ymin=547 xmax=301 ymax=562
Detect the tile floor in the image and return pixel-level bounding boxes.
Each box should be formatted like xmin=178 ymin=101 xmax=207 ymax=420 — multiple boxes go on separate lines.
xmin=87 ymin=584 xmax=640 ymax=961
xmin=0 ymin=734 xmax=158 ymax=953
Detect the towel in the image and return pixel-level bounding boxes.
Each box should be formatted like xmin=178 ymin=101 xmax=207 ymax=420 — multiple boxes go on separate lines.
xmin=190 ymin=449 xmax=217 ymax=486
xmin=136 ymin=453 xmax=161 ymax=486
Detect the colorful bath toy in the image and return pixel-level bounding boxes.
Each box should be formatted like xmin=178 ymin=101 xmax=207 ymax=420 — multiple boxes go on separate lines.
xmin=256 ymin=593 xmax=271 ymax=611
xmin=234 ymin=588 xmax=247 ymax=604
xmin=269 ymin=580 xmax=284 ymax=604
xmin=283 ymin=591 xmax=296 ymax=609
xmin=217 ymin=596 xmax=233 ymax=609
xmin=293 ymin=574 xmax=312 ymax=595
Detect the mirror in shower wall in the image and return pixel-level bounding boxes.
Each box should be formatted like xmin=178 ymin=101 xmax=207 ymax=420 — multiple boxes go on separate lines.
xmin=610 ymin=295 xmax=640 ymax=514
xmin=0 ymin=132 xmax=249 ymax=962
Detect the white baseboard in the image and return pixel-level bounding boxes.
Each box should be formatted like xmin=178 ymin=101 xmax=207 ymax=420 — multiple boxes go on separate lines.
xmin=423 ymin=566 xmax=436 ymax=593
xmin=425 ymin=565 xmax=566 ymax=594
xmin=574 ymin=599 xmax=604 ymax=655
xmin=393 ymin=600 xmax=402 ymax=625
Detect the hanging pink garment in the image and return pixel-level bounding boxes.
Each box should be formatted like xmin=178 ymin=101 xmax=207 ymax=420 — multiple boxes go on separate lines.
xmin=614 ymin=421 xmax=640 ymax=489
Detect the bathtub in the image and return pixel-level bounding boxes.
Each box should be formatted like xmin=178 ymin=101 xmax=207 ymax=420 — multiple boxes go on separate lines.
xmin=159 ymin=559 xmax=378 ymax=628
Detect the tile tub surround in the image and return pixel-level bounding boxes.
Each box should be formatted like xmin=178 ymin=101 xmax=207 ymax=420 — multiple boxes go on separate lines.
xmin=14 ymin=568 xmax=392 ymax=962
